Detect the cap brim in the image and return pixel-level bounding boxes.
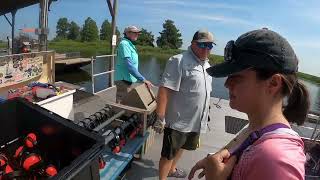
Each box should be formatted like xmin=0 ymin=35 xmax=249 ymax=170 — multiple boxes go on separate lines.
xmin=131 ymin=30 xmax=141 ymax=33
xmin=206 ymin=61 xmax=248 ymax=77
xmin=196 ymin=39 xmax=216 ymax=45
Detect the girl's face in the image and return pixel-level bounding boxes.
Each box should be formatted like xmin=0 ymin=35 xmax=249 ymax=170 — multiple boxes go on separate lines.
xmin=224 ymin=69 xmax=268 ymax=114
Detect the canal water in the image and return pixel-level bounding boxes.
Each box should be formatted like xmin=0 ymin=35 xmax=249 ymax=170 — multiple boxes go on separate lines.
xmin=56 ymin=55 xmax=320 ymax=113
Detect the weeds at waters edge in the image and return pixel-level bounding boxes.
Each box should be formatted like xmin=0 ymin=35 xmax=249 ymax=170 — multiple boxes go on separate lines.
xmin=48 ymin=40 xmax=224 ymax=64
xmin=298 ymin=72 xmax=320 ymax=84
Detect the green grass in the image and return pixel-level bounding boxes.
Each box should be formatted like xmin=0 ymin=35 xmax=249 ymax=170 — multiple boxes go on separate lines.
xmin=298 ymin=72 xmax=320 ymax=84
xmin=0 ymin=42 xmax=6 ymax=48
xmin=137 ymin=45 xmax=224 ymax=64
xmin=49 ymin=40 xmax=111 ymax=57
xmin=48 ymin=40 xmax=224 ymax=64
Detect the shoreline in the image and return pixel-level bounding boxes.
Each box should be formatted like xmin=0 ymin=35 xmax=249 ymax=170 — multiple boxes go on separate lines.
xmin=1 ymin=41 xmax=320 ymax=85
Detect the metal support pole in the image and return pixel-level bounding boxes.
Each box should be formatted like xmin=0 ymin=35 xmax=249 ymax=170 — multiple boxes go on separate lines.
xmin=108 ymin=0 xmax=118 ymax=87
xmin=4 ymin=14 xmax=12 ymax=26
xmin=11 ymin=11 xmax=16 ymax=54
xmin=91 ymin=57 xmax=95 ymax=93
xmin=4 ymin=13 xmax=14 ymax=54
xmin=39 ymin=0 xmax=49 ymax=52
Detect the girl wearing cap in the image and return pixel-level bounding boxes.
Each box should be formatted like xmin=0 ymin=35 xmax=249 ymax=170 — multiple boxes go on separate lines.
xmin=188 ymin=29 xmax=310 ymax=180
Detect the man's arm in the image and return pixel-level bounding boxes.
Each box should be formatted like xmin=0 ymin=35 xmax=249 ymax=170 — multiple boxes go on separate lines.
xmin=125 ymin=57 xmax=146 ymax=81
xmin=125 ymin=57 xmax=153 ymax=88
xmin=156 ymin=86 xmax=169 ymax=120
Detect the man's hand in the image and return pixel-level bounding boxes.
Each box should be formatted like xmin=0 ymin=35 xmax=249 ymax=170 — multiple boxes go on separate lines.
xmin=143 ymin=80 xmax=153 ymax=89
xmin=188 ymin=149 xmax=237 ymax=180
xmin=153 ymin=116 xmax=165 ymax=134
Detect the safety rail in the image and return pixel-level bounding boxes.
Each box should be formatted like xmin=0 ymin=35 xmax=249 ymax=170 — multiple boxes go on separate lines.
xmin=91 ymin=54 xmax=116 ymax=94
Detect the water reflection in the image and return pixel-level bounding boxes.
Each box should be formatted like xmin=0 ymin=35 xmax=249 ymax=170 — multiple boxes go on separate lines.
xmin=300 ymin=80 xmax=320 ymax=113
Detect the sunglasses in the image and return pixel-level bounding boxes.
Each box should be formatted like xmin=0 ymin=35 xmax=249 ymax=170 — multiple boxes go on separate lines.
xmin=129 ymin=31 xmax=141 ymax=35
xmin=197 ymin=42 xmax=214 ymax=49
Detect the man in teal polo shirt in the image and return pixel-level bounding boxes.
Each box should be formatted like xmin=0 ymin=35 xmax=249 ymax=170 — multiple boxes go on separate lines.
xmin=115 ymin=25 xmax=153 ymax=103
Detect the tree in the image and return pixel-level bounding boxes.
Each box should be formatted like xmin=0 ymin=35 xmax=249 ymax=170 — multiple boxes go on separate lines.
xmin=136 ymin=28 xmax=155 ymax=47
xmin=100 ymin=19 xmax=120 ymax=42
xmin=100 ymin=20 xmax=112 ymax=41
xmin=81 ymin=17 xmax=99 ymax=42
xmin=156 ymin=19 xmax=182 ymax=49
xmin=56 ymin=17 xmax=69 ymax=39
xmin=68 ymin=21 xmax=80 ymax=40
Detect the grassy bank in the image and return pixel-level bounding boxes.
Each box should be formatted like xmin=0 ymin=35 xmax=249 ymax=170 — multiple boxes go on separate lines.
xmin=49 ymin=40 xmax=111 ymax=57
xmin=48 ymin=40 xmax=224 ymax=64
xmin=0 ymin=42 xmax=6 ymax=48
xmin=298 ymin=72 xmax=320 ymax=84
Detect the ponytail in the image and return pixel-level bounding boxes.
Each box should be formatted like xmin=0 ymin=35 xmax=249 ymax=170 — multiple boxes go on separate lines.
xmin=255 ymin=68 xmax=311 ymax=125
xmin=283 ymin=81 xmax=310 ymax=125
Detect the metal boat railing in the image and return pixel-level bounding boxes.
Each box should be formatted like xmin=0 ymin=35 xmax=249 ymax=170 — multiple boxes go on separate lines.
xmin=91 ymin=54 xmax=116 ymax=94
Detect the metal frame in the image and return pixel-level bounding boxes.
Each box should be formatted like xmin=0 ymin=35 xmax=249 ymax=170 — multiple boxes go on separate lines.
xmin=91 ymin=54 xmax=116 ymax=94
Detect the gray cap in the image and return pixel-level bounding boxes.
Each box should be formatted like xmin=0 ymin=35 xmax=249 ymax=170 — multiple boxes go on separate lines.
xmin=124 ymin=25 xmax=141 ymax=33
xmin=206 ymin=28 xmax=298 ymax=77
xmin=192 ymin=29 xmax=215 ymax=44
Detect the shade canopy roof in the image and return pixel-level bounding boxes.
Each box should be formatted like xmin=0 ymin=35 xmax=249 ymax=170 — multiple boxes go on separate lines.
xmin=0 ymin=0 xmax=56 ymax=16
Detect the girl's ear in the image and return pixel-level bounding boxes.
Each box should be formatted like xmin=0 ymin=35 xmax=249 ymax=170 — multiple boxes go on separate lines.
xmin=267 ymin=74 xmax=282 ymax=95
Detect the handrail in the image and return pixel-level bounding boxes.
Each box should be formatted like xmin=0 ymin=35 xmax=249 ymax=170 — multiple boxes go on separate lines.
xmin=95 ymin=54 xmax=116 ymax=58
xmin=91 ymin=54 xmax=116 ymax=94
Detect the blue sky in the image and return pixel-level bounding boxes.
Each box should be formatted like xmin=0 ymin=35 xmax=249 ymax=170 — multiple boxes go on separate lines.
xmin=0 ymin=0 xmax=319 ymax=76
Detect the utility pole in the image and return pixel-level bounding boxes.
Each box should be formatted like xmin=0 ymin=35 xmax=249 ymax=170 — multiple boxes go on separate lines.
xmin=39 ymin=0 xmax=49 ymax=51
xmin=107 ymin=0 xmax=118 ymax=87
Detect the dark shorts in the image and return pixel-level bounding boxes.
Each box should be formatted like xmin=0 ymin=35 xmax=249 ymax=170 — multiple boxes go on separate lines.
xmin=161 ymin=128 xmax=200 ymax=160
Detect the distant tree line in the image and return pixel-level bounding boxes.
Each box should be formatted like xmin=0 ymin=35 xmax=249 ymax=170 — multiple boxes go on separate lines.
xmin=55 ymin=17 xmax=182 ymax=49
xmin=55 ymin=17 xmax=120 ymax=42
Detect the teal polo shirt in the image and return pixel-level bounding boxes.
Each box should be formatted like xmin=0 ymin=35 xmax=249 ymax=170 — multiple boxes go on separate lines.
xmin=115 ymin=38 xmax=139 ymax=83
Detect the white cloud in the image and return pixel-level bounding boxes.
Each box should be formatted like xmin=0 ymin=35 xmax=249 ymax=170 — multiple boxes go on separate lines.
xmin=189 ymin=14 xmax=254 ymax=26
xmin=142 ymin=0 xmax=250 ymax=11
xmin=142 ymin=0 xmax=185 ymax=6
xmin=123 ymin=5 xmax=254 ymax=27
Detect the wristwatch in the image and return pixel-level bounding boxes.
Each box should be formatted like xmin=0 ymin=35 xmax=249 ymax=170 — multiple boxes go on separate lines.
xmin=207 ymin=152 xmax=215 ymax=158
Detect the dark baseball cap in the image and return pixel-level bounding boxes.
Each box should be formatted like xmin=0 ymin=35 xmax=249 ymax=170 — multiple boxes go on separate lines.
xmin=206 ymin=28 xmax=298 ymax=77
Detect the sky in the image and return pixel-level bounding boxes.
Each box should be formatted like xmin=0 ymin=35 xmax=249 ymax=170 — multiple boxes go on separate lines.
xmin=0 ymin=0 xmax=319 ymax=76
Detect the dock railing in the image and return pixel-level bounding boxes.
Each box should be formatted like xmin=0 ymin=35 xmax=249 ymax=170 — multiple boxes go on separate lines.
xmin=91 ymin=54 xmax=116 ymax=94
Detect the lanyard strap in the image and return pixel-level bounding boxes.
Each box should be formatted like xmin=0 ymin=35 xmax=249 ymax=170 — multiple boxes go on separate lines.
xmin=231 ymin=123 xmax=290 ymax=158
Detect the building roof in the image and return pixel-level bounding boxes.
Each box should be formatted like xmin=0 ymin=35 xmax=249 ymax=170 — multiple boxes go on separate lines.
xmin=0 ymin=0 xmax=57 ymax=16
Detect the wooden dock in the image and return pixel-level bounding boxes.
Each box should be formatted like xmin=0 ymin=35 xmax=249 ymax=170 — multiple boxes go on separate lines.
xmin=55 ymin=53 xmax=91 ymax=71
